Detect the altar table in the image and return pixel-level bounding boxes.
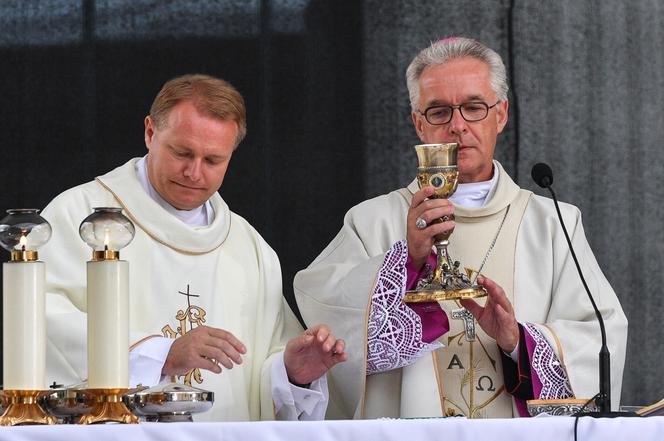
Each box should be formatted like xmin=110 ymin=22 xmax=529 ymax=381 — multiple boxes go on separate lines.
xmin=0 ymin=415 xmax=662 ymax=441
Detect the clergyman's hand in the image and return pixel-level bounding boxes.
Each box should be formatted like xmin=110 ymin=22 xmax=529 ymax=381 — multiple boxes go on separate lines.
xmin=407 ymin=186 xmax=455 ymax=270
xmin=460 ymin=276 xmax=519 ymax=353
xmin=161 ymin=325 xmax=247 ymax=376
xmin=283 ymin=324 xmax=348 ymax=386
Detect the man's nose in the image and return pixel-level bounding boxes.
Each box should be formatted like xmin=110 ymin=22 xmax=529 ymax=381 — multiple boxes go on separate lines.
xmin=449 ymin=108 xmax=467 ymax=135
xmin=184 ymin=159 xmax=203 ymax=181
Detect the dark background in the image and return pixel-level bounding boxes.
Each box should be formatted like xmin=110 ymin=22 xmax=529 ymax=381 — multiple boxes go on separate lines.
xmin=1 ymin=0 xmax=662 ymax=408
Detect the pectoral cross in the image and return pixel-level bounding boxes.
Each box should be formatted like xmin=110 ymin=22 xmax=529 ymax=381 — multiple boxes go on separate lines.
xmin=452 ymin=307 xmax=476 ymax=341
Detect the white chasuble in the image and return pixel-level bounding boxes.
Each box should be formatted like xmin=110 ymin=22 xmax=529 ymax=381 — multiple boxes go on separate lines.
xmin=41 ymin=158 xmax=301 ymax=421
xmin=397 ymin=174 xmax=529 ymax=418
xmin=294 ymin=161 xmax=627 ymax=419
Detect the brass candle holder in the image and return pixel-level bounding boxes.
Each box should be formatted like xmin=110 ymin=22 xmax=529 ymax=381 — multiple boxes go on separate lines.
xmin=78 ymin=389 xmax=138 ymax=424
xmin=0 ymin=390 xmax=57 ymax=426
xmin=403 ymin=143 xmax=487 ymax=303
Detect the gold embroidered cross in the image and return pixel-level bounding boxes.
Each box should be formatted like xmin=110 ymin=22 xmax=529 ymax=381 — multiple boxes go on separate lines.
xmin=161 ymin=284 xmax=207 ymax=386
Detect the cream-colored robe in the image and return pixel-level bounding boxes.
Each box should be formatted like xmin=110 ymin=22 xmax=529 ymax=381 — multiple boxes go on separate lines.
xmin=294 ymin=161 xmax=627 ymax=418
xmin=41 ymin=158 xmax=302 ymax=421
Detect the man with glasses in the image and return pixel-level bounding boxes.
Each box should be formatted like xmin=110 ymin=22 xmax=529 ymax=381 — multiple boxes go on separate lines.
xmin=294 ymin=38 xmax=626 ymax=418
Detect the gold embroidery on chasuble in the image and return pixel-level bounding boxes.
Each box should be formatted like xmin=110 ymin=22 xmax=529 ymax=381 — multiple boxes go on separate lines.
xmin=161 ymin=284 xmax=208 ymax=386
xmin=435 ymin=300 xmax=510 ymax=418
xmin=433 ymin=201 xmax=524 ymax=418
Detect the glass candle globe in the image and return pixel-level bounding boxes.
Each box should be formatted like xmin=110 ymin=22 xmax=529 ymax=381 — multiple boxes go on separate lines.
xmin=0 ymin=209 xmax=52 ymax=261
xmin=79 ymin=208 xmax=135 ymax=258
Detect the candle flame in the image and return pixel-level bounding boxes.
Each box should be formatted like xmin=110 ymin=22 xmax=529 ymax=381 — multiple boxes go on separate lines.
xmin=104 ymin=228 xmax=110 ymax=251
xmin=19 ymin=234 xmax=27 ymax=251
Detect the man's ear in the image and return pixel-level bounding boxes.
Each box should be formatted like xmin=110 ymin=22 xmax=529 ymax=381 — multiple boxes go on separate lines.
xmin=144 ymin=116 xmax=155 ymax=149
xmin=495 ymin=100 xmax=509 ymax=134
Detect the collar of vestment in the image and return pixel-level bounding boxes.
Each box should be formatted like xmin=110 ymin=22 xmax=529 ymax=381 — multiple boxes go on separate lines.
xmin=95 ymin=158 xmax=231 ymax=255
xmin=135 ymin=156 xmax=213 ymax=228
xmin=448 ymin=170 xmax=497 ymax=209
xmin=407 ymin=160 xmax=520 ymax=219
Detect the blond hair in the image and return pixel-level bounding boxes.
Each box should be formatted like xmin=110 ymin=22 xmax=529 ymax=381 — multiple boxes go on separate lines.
xmin=149 ymin=74 xmax=247 ymax=148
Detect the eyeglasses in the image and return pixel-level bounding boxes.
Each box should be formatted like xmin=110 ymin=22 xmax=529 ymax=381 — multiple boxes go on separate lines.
xmin=419 ymin=101 xmax=500 ymax=125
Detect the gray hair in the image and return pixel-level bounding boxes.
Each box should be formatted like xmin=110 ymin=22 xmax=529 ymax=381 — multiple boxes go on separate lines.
xmin=406 ymin=37 xmax=509 ymax=111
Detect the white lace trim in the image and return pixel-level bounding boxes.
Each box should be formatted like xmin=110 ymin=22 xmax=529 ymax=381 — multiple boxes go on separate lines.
xmin=524 ymin=323 xmax=573 ymax=399
xmin=366 ymin=240 xmax=442 ymax=374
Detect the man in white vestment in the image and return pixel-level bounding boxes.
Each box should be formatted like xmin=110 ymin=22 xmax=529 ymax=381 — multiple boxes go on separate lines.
xmin=294 ymin=38 xmax=627 ymax=418
xmin=41 ymin=74 xmax=347 ymax=421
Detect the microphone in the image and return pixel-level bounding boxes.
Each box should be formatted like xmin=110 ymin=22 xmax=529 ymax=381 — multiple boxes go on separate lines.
xmin=531 ymin=162 xmax=553 ymax=188
xmin=530 ymin=163 xmax=634 ymax=418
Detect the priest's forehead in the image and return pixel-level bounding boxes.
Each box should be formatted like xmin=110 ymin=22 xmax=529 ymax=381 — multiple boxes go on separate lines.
xmin=150 ymin=74 xmax=247 ymax=147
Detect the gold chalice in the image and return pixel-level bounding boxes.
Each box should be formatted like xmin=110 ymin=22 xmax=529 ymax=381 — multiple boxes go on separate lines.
xmin=403 ymin=143 xmax=487 ymax=303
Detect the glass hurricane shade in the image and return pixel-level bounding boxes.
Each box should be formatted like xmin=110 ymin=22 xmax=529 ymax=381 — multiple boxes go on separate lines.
xmin=79 ymin=207 xmax=135 ymax=252
xmin=0 ymin=209 xmax=52 ymax=252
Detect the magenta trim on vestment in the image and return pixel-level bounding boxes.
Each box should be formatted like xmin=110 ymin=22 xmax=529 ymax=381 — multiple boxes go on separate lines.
xmin=523 ymin=323 xmax=573 ymax=400
xmin=405 ymin=251 xmax=449 ymax=343
xmin=366 ymin=241 xmax=443 ymax=374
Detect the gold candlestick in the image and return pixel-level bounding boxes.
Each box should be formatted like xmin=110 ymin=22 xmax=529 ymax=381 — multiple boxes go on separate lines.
xmin=77 ymin=208 xmax=138 ymax=424
xmin=0 ymin=209 xmax=56 ymax=426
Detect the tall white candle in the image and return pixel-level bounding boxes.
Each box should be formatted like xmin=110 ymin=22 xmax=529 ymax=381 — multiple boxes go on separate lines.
xmin=2 ymin=261 xmax=45 ymax=390
xmin=87 ymin=259 xmax=129 ymax=389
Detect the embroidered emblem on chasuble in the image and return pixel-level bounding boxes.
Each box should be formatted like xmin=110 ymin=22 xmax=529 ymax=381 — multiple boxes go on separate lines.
xmin=435 ymin=300 xmax=510 ymax=417
xmin=161 ymin=284 xmax=208 ymax=386
xmin=431 ymin=199 xmax=526 ymax=418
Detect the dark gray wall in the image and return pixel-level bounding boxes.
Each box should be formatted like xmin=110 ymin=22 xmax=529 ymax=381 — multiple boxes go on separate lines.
xmin=0 ymin=0 xmax=364 ymax=320
xmin=0 ymin=0 xmax=661 ymax=407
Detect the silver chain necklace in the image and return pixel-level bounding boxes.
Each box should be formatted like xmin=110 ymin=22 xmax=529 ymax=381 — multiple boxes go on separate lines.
xmin=470 ymin=204 xmax=511 ymax=284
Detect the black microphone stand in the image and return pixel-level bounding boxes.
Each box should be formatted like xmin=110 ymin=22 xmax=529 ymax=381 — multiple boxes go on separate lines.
xmin=536 ymin=170 xmax=636 ymax=418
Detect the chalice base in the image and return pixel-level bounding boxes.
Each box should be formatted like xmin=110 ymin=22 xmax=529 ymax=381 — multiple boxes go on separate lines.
xmin=0 ymin=390 xmax=58 ymax=426
xmin=403 ymin=285 xmax=487 ymax=303
xmin=403 ymin=240 xmax=487 ymax=303
xmin=78 ymin=389 xmax=138 ymax=424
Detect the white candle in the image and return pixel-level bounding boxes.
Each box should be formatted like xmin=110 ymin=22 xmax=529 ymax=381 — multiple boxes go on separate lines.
xmin=87 ymin=259 xmax=129 ymax=389
xmin=2 ymin=261 xmax=46 ymax=390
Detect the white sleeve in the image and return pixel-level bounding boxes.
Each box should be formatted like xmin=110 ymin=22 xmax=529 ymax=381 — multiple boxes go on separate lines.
xmin=129 ymin=337 xmax=174 ymax=388
xmin=502 ymin=341 xmax=519 ymax=363
xmin=270 ymin=351 xmax=329 ymax=420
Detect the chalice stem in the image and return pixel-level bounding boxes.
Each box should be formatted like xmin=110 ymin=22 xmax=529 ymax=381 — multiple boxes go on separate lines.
xmin=432 ymin=240 xmax=451 ymax=284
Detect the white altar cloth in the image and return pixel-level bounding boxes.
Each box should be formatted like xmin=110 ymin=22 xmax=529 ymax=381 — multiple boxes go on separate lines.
xmin=0 ymin=416 xmax=661 ymax=441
